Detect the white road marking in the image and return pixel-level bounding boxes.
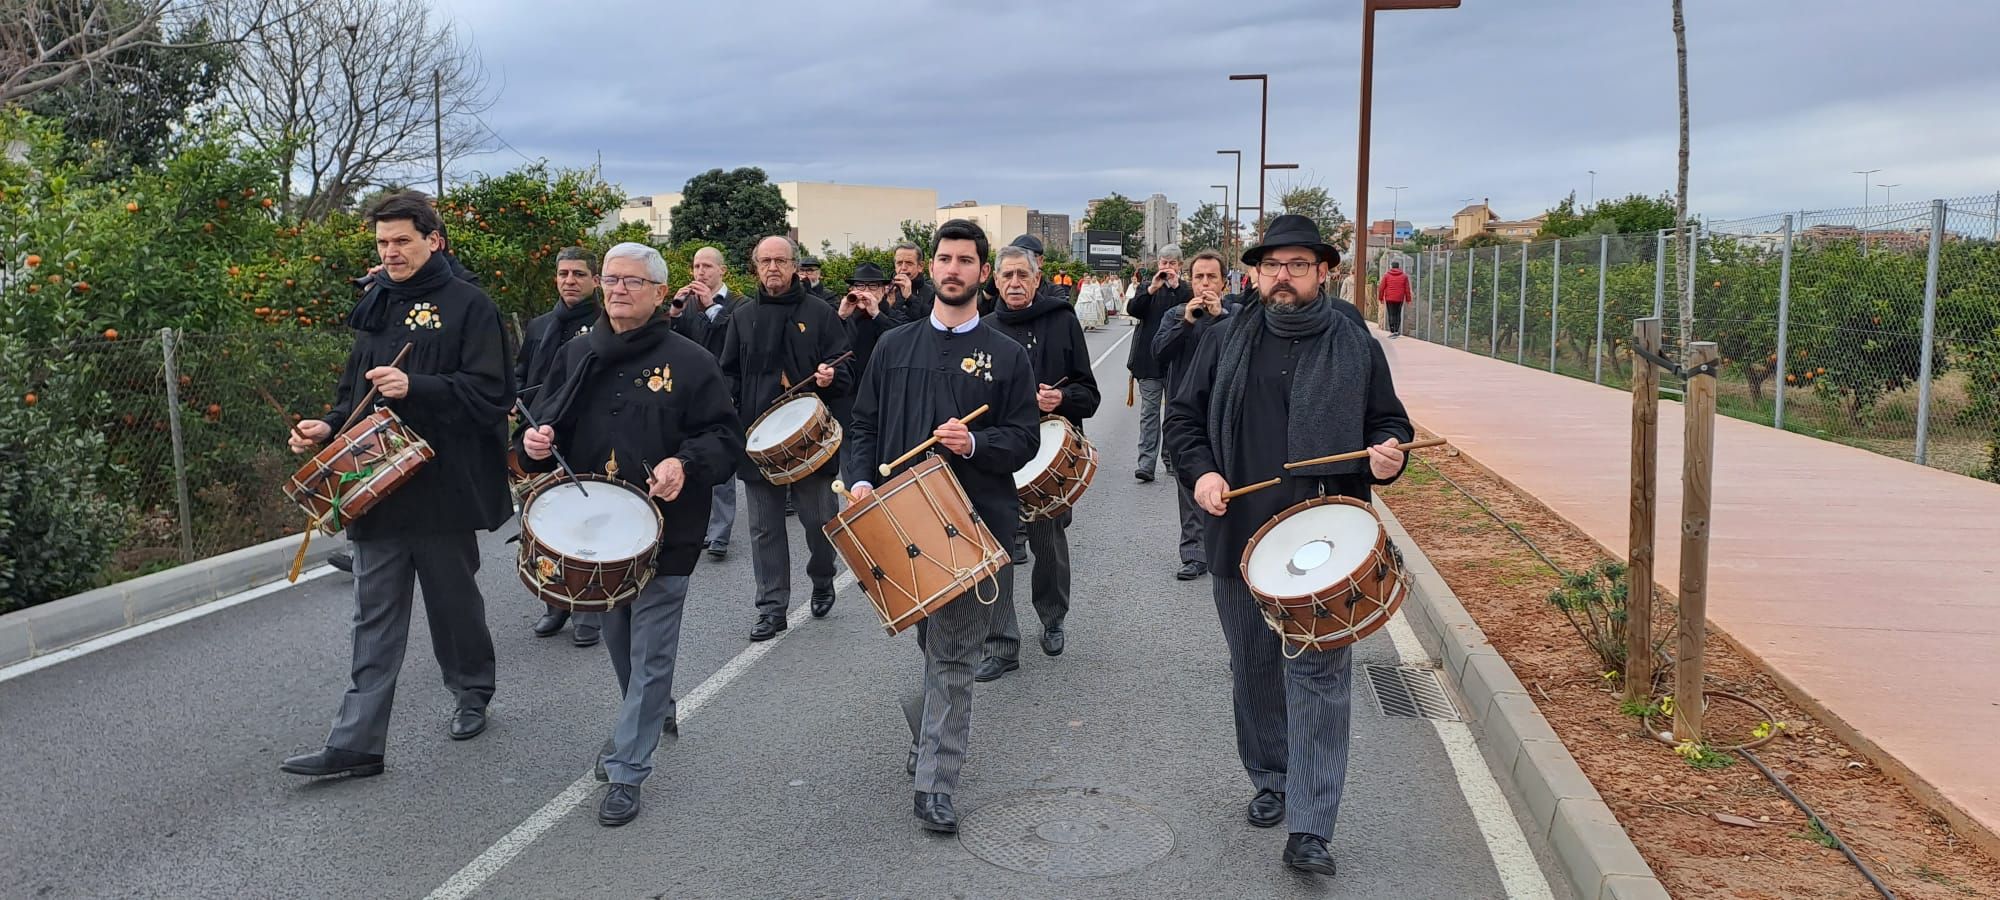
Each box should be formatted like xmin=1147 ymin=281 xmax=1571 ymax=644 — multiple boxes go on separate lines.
xmin=1090 ymin=328 xmax=1134 ymax=371
xmin=0 ymin=565 xmax=337 ymax=685
xmin=1386 ymin=612 xmax=1557 ymax=900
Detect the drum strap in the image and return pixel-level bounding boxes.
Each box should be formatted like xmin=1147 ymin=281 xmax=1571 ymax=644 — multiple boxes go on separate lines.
xmin=325 ymin=465 xmax=376 ymax=530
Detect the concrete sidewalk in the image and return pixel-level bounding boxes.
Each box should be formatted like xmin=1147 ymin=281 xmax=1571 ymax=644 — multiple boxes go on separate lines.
xmin=1379 ymin=333 xmax=2000 ymax=855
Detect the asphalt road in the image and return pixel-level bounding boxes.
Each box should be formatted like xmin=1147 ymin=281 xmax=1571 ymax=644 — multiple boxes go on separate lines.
xmin=0 ymin=321 xmax=1574 ymax=899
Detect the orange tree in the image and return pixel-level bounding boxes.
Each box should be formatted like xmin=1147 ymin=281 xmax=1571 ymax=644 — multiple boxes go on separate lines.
xmin=437 ymin=163 xmax=625 ymax=324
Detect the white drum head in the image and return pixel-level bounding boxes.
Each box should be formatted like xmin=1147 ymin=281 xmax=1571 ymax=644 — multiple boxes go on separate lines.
xmin=1244 ymin=503 xmax=1380 ymax=597
xmin=1014 ymin=419 xmax=1071 ymax=488
xmin=523 ymin=481 xmax=657 ymax=560
xmin=747 ymin=396 xmax=822 ymax=451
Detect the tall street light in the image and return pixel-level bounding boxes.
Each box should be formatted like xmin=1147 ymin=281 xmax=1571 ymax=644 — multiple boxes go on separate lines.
xmin=1229 ymin=74 xmax=1271 ymax=226
xmin=1211 ymin=184 xmax=1231 ymax=258
xmin=1354 ymin=0 xmax=1460 ymax=320
xmin=1879 ymin=182 xmax=1901 ymax=208
xmin=1587 ymin=169 xmax=1597 ymax=207
xmin=1386 ymin=185 xmax=1408 ymax=245
xmin=1218 ymin=149 xmax=1243 ymax=256
xmin=1854 ymin=168 xmax=1881 ymax=253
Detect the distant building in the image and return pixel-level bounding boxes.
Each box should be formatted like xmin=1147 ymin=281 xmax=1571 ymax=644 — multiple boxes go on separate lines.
xmin=937 ymin=202 xmax=1030 ymax=247
xmin=1027 ymin=210 xmax=1071 ymax=256
xmin=1141 ymin=193 xmax=1179 ymax=257
xmin=1370 ymin=219 xmax=1415 ymax=242
xmin=618 ymin=181 xmax=938 ymax=254
xmin=1451 ymin=199 xmax=1544 ymax=243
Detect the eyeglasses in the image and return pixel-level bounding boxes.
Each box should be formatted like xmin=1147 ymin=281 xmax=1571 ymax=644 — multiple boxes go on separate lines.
xmin=599 ymin=275 xmax=661 ymax=290
xmin=753 ymin=257 xmax=794 ymax=269
xmin=1256 ymin=259 xmax=1320 ymax=277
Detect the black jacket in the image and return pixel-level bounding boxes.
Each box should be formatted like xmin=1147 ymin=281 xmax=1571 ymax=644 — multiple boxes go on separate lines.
xmin=321 ymin=252 xmax=513 ymax=540
xmin=670 ymin=287 xmax=737 ymax=360
xmin=515 ymin=295 xmax=599 ymax=406
xmin=892 ymin=274 xmax=937 ymax=323
xmin=518 ymin=315 xmax=742 ymax=575
xmin=1125 ymin=277 xmax=1192 ymax=379
xmin=1151 ymin=294 xmax=1244 ymax=398
xmin=841 ymin=298 xmax=912 ymax=387
xmin=718 ymin=277 xmax=854 ymax=479
xmin=990 ymin=296 xmax=1102 ymax=430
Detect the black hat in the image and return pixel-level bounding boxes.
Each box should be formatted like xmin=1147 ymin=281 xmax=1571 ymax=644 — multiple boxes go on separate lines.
xmin=799 ymin=255 xmax=822 ymax=269
xmin=1242 ymin=214 xmax=1339 ymax=267
xmin=849 ymin=262 xmax=889 ymax=284
xmin=1008 ymin=234 xmax=1045 ymax=256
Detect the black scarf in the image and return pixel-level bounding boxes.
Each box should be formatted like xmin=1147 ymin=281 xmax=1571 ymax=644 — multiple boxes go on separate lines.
xmin=346 ymin=252 xmax=455 ymax=333
xmin=993 ymin=293 xmax=1067 ymax=326
xmin=550 ymin=292 xmax=600 ymax=335
xmin=742 ymin=277 xmax=810 ymax=375
xmin=1208 ymin=293 xmax=1370 ymax=482
xmin=537 ymin=310 xmax=673 ymax=425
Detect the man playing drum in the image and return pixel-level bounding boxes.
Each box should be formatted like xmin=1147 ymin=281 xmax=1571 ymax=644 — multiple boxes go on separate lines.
xmin=843 ymin=219 xmax=1040 ymax=834
xmin=518 ymin=242 xmax=742 ymax=826
xmin=517 ymin=246 xmax=603 ymax=645
xmin=720 ymin=236 xmax=853 ymax=640
xmin=279 ymin=191 xmax=513 ymax=779
xmin=975 ymin=243 xmax=1101 ymax=682
xmin=1162 ymin=214 xmax=1413 ymax=877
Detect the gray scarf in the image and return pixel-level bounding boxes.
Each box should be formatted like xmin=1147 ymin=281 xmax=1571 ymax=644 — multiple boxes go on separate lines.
xmin=1208 ymin=294 xmax=1371 ymax=483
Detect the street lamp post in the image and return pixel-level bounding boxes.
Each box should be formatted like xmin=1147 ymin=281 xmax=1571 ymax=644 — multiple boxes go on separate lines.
xmin=1211 ymin=184 xmax=1231 ymax=258
xmin=1854 ymin=168 xmax=1881 ymax=254
xmin=1880 ymin=183 xmax=1901 ymax=208
xmin=1355 ymin=0 xmax=1459 ymax=322
xmin=1229 ymin=74 xmax=1271 ymax=226
xmin=1386 ymin=185 xmax=1407 ymax=247
xmin=1587 ymin=169 xmax=1596 ymax=208
xmin=1218 ymin=149 xmax=1244 ymax=261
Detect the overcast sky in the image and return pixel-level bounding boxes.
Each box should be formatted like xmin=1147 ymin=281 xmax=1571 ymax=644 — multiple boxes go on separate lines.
xmin=432 ymin=0 xmax=2000 ymax=229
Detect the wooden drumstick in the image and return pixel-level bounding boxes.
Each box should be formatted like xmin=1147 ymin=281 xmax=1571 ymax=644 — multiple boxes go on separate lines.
xmin=1281 ymin=437 xmax=1449 ymax=471
xmin=830 ymin=479 xmax=854 ymax=502
xmin=878 ymin=404 xmax=990 ymax=477
xmin=333 ymin=341 xmax=415 ymax=436
xmin=255 ymin=387 xmax=312 ymax=442
xmin=513 ymin=398 xmax=587 ymax=497
xmin=1221 ymin=477 xmax=1281 ymax=501
xmin=772 ymin=350 xmax=855 ymax=405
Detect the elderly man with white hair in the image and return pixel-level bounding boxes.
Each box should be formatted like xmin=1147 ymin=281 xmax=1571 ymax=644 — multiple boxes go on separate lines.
xmin=518 ymin=242 xmax=743 ymax=826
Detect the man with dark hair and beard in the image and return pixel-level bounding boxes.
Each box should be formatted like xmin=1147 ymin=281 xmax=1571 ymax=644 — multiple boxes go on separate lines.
xmin=518 ymin=246 xmax=604 ymax=645
xmin=1164 ymin=214 xmax=1413 ymax=877
xmin=1150 ymin=249 xmax=1240 ymax=583
xmin=973 ymin=244 xmax=1100 ymax=682
xmin=721 ymin=236 xmax=853 ymax=640
xmin=519 ymin=242 xmax=741 ymax=826
xmin=280 ymin=190 xmax=512 ymax=779
xmin=889 ymin=240 xmax=937 ymax=322
xmin=842 ymin=219 xmax=1039 ymax=834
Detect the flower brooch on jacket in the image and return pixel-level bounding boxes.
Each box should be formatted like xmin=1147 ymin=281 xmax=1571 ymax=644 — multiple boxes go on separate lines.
xmin=635 ymin=365 xmax=672 ymax=393
xmin=959 ymin=349 xmax=994 ymax=382
xmin=404 ymin=302 xmax=443 ymax=330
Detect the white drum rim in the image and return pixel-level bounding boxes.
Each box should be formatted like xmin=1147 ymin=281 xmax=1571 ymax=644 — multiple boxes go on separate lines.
xmin=1014 ymin=418 xmax=1073 ymax=488
xmin=747 ymin=395 xmax=824 ymax=452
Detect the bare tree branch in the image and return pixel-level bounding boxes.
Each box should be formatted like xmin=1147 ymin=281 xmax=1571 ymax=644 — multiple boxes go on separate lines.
xmin=0 ymin=0 xmax=275 ymax=105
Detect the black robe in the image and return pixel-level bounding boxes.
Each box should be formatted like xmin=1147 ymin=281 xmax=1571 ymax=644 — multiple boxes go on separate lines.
xmin=1125 ymin=278 xmax=1192 ymax=379
xmin=718 ymin=277 xmax=853 ymax=480
xmin=670 ymin=287 xmax=737 ymax=360
xmin=1163 ymin=316 xmax=1412 ymax=574
xmin=320 ymin=251 xmax=513 ymax=540
xmin=515 ymin=294 xmax=599 ymax=406
xmin=842 ymin=316 xmax=1040 ymax=543
xmin=842 ymin=298 xmax=912 ymax=387
xmin=989 ymin=295 xmax=1102 ymax=430
xmin=892 ymin=274 xmax=937 ymax=323
xmin=1151 ymin=294 xmax=1244 ymax=399
xmin=518 ymin=314 xmax=744 ymax=576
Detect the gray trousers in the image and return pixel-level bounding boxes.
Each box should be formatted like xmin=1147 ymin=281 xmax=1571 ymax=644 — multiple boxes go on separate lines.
xmin=743 ymin=468 xmax=838 ymax=618
xmin=1135 ymin=377 xmax=1167 ymax=476
xmin=706 ymin=478 xmax=737 ymax=546
xmin=1212 ymin=575 xmax=1354 ymax=840
xmin=983 ymin=515 xmax=1071 ymax=661
xmin=327 ymin=533 xmax=495 ymax=756
xmin=599 ymin=574 xmax=690 ymax=786
xmin=899 ymin=581 xmax=998 ymax=795
xmin=1174 ymin=479 xmax=1205 ymax=565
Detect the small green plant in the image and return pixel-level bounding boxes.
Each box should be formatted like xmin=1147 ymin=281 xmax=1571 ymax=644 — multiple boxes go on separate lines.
xmin=1673 ymin=739 xmax=1736 ymax=769
xmin=1619 ymin=697 xmax=1663 ymax=719
xmin=1798 ymin=817 xmax=1840 ymax=849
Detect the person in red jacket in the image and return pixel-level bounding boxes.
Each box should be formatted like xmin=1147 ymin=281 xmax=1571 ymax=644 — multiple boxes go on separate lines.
xmin=1377 ymin=260 xmax=1411 ymax=337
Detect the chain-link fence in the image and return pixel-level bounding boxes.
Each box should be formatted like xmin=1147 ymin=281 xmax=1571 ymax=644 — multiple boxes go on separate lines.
xmin=3 ymin=328 xmax=353 ymax=602
xmin=1403 ymin=192 xmax=2000 ymax=481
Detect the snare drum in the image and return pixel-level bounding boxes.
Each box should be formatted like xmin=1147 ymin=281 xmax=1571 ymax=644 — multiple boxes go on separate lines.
xmin=823 ymin=455 xmax=1009 ymax=634
xmin=1014 ymin=417 xmax=1098 ymax=522
xmin=506 ymin=446 xmax=558 ymax=505
xmin=284 ymin=407 xmax=434 ymax=535
xmin=1240 ymin=496 xmax=1406 ymax=654
xmin=745 ymin=394 xmax=843 ymax=485
xmin=515 ymin=476 xmax=663 ymax=613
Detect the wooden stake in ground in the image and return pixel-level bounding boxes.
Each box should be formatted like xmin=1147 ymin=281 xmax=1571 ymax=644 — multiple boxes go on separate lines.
xmin=1626 ymin=318 xmax=1661 ymax=705
xmin=1673 ymin=341 xmax=1719 ymax=742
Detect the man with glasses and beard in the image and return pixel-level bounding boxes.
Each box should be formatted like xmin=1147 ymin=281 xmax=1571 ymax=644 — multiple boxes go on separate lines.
xmin=1163 ymin=214 xmax=1412 ymax=878
xmin=721 ymin=236 xmax=852 ymax=640
xmin=519 ymin=247 xmax=604 ymax=645
xmin=842 ymin=219 xmax=1039 ymax=835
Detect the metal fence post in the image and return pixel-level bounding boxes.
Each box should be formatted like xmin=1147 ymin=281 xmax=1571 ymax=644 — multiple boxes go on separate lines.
xmin=1442 ymin=248 xmax=1453 ymax=344
xmin=1653 ymin=229 xmax=1667 ymax=319
xmin=1550 ymin=238 xmax=1561 ymax=372
xmin=1594 ymin=233 xmax=1609 ymax=384
xmin=1517 ymin=241 xmax=1528 ymax=365
xmin=1915 ymin=199 xmax=1945 ymax=464
xmin=1462 ymin=246 xmax=1474 ymax=351
xmin=1490 ymin=244 xmax=1501 ymax=357
xmin=159 ymin=328 xmax=196 ymax=562
xmin=1774 ymin=214 xmax=1794 ymax=430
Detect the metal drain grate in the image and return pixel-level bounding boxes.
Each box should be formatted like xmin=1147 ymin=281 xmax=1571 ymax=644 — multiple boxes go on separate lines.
xmin=1364 ymin=664 xmax=1461 ymax=720
xmin=959 ymin=789 xmax=1175 ymax=877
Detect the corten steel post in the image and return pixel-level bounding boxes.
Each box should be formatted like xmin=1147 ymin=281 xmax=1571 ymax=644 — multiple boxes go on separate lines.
xmin=1219 ymin=149 xmax=1243 ymax=255
xmin=1212 ymin=185 xmax=1230 ymax=257
xmin=1354 ymin=0 xmax=1460 ymax=330
xmin=1229 ymin=75 xmax=1270 ymax=227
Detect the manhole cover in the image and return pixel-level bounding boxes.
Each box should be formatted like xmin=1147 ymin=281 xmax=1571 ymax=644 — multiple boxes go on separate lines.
xmin=959 ymin=789 xmax=1174 ymax=877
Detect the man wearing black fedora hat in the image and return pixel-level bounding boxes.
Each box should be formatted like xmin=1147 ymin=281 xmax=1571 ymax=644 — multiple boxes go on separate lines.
xmin=798 ymin=255 xmax=835 ymax=302
xmin=836 ymin=261 xmax=908 ymax=381
xmin=1163 ymin=212 xmax=1414 ymax=877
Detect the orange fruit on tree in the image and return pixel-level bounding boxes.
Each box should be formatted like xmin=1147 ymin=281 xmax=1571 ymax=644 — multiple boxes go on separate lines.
xmin=216 ymin=198 xmax=229 ymax=209
xmin=24 ymin=254 xmax=41 ymax=267
xmin=102 ymin=327 xmax=116 ymax=339
xmin=23 ymin=392 xmax=36 ymax=406
xmin=75 ymin=281 xmax=92 ymax=293
xmin=262 ymin=198 xmax=274 ymax=209
xmin=26 ymin=284 xmax=39 ymax=294
xmin=126 ymin=201 xmax=140 ymax=213
xmin=203 ymin=222 xmax=215 ymax=233
xmin=228 ymin=265 xmax=241 ymax=276
xmin=243 ymin=188 xmax=256 ymax=198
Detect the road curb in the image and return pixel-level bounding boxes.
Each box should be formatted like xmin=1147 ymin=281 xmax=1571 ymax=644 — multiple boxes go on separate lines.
xmin=1376 ymin=498 xmax=1670 ymax=900
xmin=0 ymin=532 xmax=348 ymax=668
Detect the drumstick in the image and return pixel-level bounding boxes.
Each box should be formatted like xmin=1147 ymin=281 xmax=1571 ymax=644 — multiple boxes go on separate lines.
xmin=255 ymin=387 xmax=311 ymax=441
xmin=1281 ymin=437 xmax=1449 ymax=471
xmin=1221 ymin=478 xmax=1281 ymax=501
xmin=772 ymin=350 xmax=855 ymax=405
xmin=332 ymin=342 xmax=415 ymax=437
xmin=1126 ymin=376 xmax=1135 ymax=407
xmin=512 ymin=398 xmax=588 ymax=497
xmin=878 ymin=404 xmax=990 ymax=477
xmin=830 ymin=479 xmax=854 ymax=502
xmin=258 ymin=386 xmax=321 ymax=582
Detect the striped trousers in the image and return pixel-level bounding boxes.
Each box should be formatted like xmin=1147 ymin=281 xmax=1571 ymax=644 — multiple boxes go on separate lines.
xmin=1212 ymin=574 xmax=1354 ymax=840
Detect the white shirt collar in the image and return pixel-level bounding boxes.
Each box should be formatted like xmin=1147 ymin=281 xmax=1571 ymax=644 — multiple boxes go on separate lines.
xmin=930 ymin=311 xmax=980 ymax=334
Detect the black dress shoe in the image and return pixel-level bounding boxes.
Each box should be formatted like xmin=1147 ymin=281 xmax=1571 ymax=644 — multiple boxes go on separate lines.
xmin=749 ymin=614 xmax=787 ymax=641
xmin=594 ymin=738 xmax=614 ymax=783
xmin=1248 ymin=788 xmax=1285 ymax=828
xmin=598 ymin=783 xmax=642 ymax=827
xmin=1176 ymin=560 xmax=1208 ymax=581
xmin=327 ymin=551 xmax=353 ymax=574
xmin=705 ymin=541 xmax=728 ymax=559
xmin=905 ymin=747 xmax=918 ymax=777
xmin=1283 ymin=832 xmax=1337 ymax=875
xmin=973 ymin=656 xmax=1019 ymax=682
xmin=572 ymin=622 xmax=601 ymax=648
xmin=1134 ymin=470 xmax=1155 ymax=483
xmin=448 ymin=707 xmax=488 ymax=740
xmin=532 ymin=608 xmax=569 ymax=637
xmin=664 ymin=715 xmax=678 ymax=737
xmin=810 ymin=584 xmax=836 ymax=618
xmin=914 ymin=791 xmax=958 ymax=833
xmin=1040 ymin=627 xmax=1065 ymax=657
xmin=279 ymin=747 xmax=383 ymax=778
